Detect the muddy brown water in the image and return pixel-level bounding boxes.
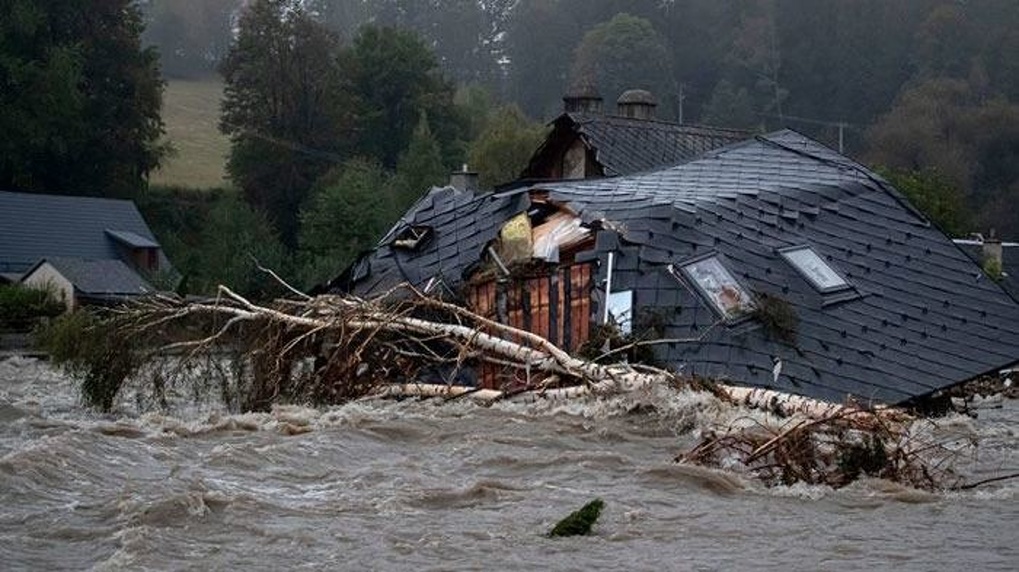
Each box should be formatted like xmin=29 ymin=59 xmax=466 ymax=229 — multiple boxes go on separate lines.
xmin=0 ymin=356 xmax=1016 ymax=571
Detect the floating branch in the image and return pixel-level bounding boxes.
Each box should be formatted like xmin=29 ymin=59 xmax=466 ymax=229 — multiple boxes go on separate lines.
xmin=549 ymin=498 xmax=605 ymax=538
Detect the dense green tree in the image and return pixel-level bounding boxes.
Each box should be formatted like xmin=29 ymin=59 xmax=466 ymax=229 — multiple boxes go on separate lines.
xmin=879 ymin=168 xmax=970 ymax=237
xmin=148 ymin=191 xmax=288 ymax=299
xmin=700 ymin=79 xmax=758 ymax=130
xmin=867 ymin=78 xmax=1019 ymax=235
xmin=298 ymin=158 xmax=397 ymax=287
xmin=195 ymin=195 xmax=288 ymax=299
xmin=220 ymin=0 xmax=344 ymax=247
xmin=569 ymin=13 xmax=675 ymax=110
xmin=467 ymin=105 xmax=547 ymax=189
xmin=394 ymin=113 xmax=447 ymax=209
xmin=0 ymin=0 xmax=166 ymax=197
xmin=341 ymin=25 xmax=465 ymax=169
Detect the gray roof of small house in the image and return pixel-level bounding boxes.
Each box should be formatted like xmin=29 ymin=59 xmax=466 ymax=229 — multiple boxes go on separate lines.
xmin=524 ymin=112 xmax=750 ymax=178
xmin=0 ymin=191 xmax=169 ymax=274
xmin=27 ymin=257 xmax=153 ymax=296
xmin=336 ymin=130 xmax=1019 ymax=405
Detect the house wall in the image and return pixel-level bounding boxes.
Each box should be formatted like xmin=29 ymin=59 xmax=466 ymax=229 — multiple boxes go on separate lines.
xmin=562 ymin=140 xmax=587 ymax=179
xmin=21 ymin=263 xmax=76 ymax=312
xmin=467 ymin=263 xmax=593 ymax=389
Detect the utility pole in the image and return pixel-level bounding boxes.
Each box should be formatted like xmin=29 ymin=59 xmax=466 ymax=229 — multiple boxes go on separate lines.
xmin=838 ymin=122 xmax=845 ymax=154
xmin=676 ymin=83 xmax=685 ymax=124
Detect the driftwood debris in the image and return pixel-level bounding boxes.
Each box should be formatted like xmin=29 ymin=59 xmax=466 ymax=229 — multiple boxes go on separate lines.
xmin=675 ymin=410 xmax=959 ymax=490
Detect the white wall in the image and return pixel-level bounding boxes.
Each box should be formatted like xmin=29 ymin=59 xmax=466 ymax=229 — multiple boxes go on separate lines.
xmin=21 ymin=263 xmax=76 ymax=312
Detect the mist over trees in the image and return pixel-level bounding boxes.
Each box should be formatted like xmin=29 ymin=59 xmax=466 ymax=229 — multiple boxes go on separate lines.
xmin=5 ymin=1 xmax=1019 ymax=294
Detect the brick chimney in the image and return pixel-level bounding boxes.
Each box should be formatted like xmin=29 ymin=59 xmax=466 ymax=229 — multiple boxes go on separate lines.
xmin=449 ymin=164 xmax=478 ymax=193
xmin=983 ymin=228 xmax=1003 ymax=270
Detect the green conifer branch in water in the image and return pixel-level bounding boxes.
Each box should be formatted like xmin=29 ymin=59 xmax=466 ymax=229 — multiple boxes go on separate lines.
xmin=548 ymin=498 xmax=605 ymax=538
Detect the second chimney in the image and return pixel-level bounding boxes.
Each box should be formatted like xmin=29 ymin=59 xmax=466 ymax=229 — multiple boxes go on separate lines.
xmin=616 ymin=89 xmax=657 ymax=120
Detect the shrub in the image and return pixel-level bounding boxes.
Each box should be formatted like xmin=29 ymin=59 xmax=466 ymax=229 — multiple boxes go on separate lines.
xmin=752 ymin=293 xmax=798 ymax=345
xmin=0 ymin=284 xmax=64 ymax=331
xmin=34 ymin=311 xmax=140 ymax=411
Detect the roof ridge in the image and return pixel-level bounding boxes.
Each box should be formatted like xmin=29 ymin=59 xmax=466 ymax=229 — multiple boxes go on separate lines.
xmin=569 ymin=112 xmax=751 ymax=135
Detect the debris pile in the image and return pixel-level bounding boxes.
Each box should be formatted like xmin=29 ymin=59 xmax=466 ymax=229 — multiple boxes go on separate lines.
xmin=676 ymin=411 xmax=959 ymax=490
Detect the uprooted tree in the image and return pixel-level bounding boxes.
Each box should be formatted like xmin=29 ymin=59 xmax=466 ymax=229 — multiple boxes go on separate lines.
xmin=35 ymin=284 xmax=1007 ymax=492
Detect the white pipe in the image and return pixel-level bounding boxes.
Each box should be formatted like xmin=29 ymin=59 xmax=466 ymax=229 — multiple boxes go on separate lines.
xmin=602 ymin=251 xmax=615 ymax=324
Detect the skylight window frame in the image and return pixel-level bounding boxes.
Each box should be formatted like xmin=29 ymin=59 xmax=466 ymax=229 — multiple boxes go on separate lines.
xmin=779 ymin=245 xmax=851 ymax=294
xmin=677 ymin=252 xmax=756 ymax=323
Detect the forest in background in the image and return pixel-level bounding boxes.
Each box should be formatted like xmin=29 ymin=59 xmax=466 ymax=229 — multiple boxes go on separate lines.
xmin=3 ymin=0 xmax=1018 ymax=298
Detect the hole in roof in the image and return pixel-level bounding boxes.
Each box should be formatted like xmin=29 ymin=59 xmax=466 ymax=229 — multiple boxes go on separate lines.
xmin=779 ymin=246 xmax=851 ymax=293
xmin=392 ymin=225 xmax=434 ymax=250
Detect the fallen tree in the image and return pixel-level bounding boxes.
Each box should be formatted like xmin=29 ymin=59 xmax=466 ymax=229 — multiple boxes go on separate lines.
xmin=116 ymin=285 xmax=907 ymax=424
xmin=39 ymin=284 xmax=994 ymax=491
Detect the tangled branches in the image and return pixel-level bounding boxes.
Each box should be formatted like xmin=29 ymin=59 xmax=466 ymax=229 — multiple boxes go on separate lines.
xmin=676 ymin=412 xmax=961 ymax=490
xmin=113 ymin=284 xmax=679 ymax=411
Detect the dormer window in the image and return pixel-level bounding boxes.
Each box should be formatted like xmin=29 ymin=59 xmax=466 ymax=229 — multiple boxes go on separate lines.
xmin=780 ymin=246 xmax=849 ymax=292
xmin=681 ymin=255 xmax=755 ymax=320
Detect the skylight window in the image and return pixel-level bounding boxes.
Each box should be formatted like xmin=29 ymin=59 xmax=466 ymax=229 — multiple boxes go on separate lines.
xmin=780 ymin=246 xmax=849 ymax=292
xmin=681 ymin=255 xmax=755 ymax=319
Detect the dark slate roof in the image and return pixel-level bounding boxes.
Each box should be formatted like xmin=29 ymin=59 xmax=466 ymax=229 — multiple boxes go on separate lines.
xmin=105 ymin=229 xmax=160 ymax=249
xmin=328 ymin=187 xmax=530 ymax=295
xmin=0 ymin=191 xmax=168 ymax=274
xmin=29 ymin=257 xmax=153 ymax=295
xmin=525 ymin=112 xmax=750 ymax=177
xmin=339 ymin=130 xmax=1019 ymax=405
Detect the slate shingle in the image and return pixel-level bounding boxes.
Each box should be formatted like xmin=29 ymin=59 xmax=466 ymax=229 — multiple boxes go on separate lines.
xmin=338 ymin=130 xmax=1019 ymax=405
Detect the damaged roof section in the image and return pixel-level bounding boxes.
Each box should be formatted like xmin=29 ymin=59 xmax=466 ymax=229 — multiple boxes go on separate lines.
xmin=522 ymin=112 xmax=750 ymax=179
xmin=335 ymin=130 xmax=1019 ymax=406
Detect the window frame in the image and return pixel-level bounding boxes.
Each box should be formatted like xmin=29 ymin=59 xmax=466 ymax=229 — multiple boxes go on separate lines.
xmin=678 ymin=252 xmax=756 ymax=322
xmin=778 ymin=245 xmax=852 ymax=294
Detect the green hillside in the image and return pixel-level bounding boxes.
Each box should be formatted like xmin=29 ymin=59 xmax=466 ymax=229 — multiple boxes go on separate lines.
xmin=151 ymin=76 xmax=231 ymax=189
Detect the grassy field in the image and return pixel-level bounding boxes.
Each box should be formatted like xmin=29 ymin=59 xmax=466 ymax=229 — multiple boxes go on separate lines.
xmin=151 ymin=76 xmax=231 ymax=189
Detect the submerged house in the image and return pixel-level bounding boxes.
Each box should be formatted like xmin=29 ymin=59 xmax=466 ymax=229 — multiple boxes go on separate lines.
xmin=0 ymin=190 xmax=173 ymax=309
xmin=331 ymin=130 xmax=1019 ymax=407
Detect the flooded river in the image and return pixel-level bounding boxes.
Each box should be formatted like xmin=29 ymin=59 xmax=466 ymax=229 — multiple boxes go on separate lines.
xmin=1 ymin=356 xmax=1016 ymax=570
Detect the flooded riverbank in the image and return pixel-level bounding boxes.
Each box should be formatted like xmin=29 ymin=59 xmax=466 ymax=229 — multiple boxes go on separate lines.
xmin=1 ymin=356 xmax=1015 ymax=570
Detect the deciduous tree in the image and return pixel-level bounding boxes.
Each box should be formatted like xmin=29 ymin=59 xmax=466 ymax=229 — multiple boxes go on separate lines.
xmin=298 ymin=158 xmax=397 ymax=287
xmin=220 ymin=0 xmax=344 ymax=247
xmin=341 ymin=25 xmax=465 ymax=169
xmin=569 ymin=13 xmax=675 ymax=109
xmin=467 ymin=105 xmax=546 ymax=189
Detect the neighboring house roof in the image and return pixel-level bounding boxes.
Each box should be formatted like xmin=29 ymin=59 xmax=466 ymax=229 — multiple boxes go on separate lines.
xmin=25 ymin=257 xmax=154 ymax=297
xmin=522 ymin=112 xmax=750 ymax=178
xmin=953 ymin=239 xmax=1019 ymax=299
xmin=336 ymin=130 xmax=1019 ymax=406
xmin=105 ymin=229 xmax=160 ymax=249
xmin=0 ymin=190 xmax=169 ymax=274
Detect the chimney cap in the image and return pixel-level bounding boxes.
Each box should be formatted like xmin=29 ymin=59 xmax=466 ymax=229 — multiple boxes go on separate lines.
xmin=616 ymin=89 xmax=657 ymax=106
xmin=564 ymin=80 xmax=601 ymax=101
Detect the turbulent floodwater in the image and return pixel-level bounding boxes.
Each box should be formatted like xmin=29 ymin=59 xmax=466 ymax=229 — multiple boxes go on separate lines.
xmin=0 ymin=356 xmax=1016 ymax=571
